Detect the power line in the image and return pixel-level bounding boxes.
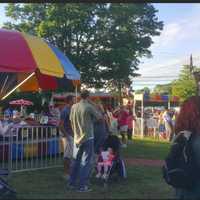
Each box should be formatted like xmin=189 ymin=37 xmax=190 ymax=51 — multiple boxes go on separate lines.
xmin=134 ymin=77 xmax=178 ymax=79
xmin=134 ymin=81 xmax=176 ymax=82
xmin=135 ymin=75 xmax=179 ymax=77
xmin=151 ymin=52 xmax=186 ymax=57
xmin=133 ymin=83 xmax=172 ymax=85
xmin=139 ymin=56 xmax=200 ymax=72
xmin=139 ymin=56 xmax=200 ymax=74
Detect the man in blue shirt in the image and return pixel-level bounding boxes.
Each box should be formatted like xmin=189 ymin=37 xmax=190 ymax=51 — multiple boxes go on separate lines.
xmin=59 ymin=95 xmax=75 ymax=180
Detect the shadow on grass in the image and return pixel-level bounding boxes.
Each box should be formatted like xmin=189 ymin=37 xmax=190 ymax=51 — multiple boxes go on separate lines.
xmin=5 ymin=138 xmax=173 ymax=199
xmin=8 ymin=165 xmax=174 ymax=199
xmin=122 ymin=137 xmax=170 ymax=160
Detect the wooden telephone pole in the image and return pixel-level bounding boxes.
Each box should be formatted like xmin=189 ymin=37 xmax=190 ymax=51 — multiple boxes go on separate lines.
xmin=191 ymin=54 xmax=200 ymax=96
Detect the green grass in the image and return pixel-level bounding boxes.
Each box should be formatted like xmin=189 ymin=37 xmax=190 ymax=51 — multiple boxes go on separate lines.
xmin=8 ymin=165 xmax=174 ymax=199
xmin=122 ymin=137 xmax=170 ymax=160
xmin=6 ymin=138 xmax=173 ymax=199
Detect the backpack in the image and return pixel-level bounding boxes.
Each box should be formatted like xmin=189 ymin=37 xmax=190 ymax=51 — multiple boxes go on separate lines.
xmin=162 ymin=130 xmax=200 ymax=189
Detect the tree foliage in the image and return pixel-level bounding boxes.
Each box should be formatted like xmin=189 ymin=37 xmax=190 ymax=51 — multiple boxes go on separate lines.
xmin=153 ymin=83 xmax=172 ymax=95
xmin=3 ymin=3 xmax=163 ymax=94
xmin=171 ymin=65 xmax=197 ymax=101
xmin=135 ymin=87 xmax=151 ymax=94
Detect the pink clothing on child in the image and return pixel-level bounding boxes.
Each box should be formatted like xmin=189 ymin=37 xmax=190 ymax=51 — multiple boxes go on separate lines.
xmin=98 ymin=151 xmax=115 ymax=166
xmin=104 ymin=153 xmax=115 ymax=166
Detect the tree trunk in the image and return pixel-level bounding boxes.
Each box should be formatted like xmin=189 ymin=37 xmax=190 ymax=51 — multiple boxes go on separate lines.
xmin=118 ymin=81 xmax=122 ymax=106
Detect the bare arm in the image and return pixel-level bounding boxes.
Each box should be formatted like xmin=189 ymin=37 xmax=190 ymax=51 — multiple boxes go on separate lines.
xmin=113 ymin=109 xmax=118 ymax=114
xmin=58 ymin=119 xmax=68 ymax=137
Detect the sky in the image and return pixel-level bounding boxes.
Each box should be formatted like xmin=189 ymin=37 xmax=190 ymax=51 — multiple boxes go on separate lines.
xmin=1 ymin=3 xmax=200 ymax=91
xmin=134 ymin=3 xmax=200 ymax=90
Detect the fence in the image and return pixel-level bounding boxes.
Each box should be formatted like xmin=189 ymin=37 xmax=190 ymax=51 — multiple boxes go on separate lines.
xmin=134 ymin=117 xmax=159 ymax=138
xmin=0 ymin=125 xmax=65 ymax=173
xmin=134 ymin=118 xmax=143 ymax=136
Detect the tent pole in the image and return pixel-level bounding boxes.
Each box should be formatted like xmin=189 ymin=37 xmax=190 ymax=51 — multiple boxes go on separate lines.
xmin=1 ymin=72 xmax=35 ymax=100
xmin=0 ymin=75 xmax=8 ymax=94
xmin=75 ymin=85 xmax=78 ymax=103
xmin=141 ymin=97 xmax=144 ymax=139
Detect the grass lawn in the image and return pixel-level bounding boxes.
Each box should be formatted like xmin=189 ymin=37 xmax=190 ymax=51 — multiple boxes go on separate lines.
xmin=6 ymin=137 xmax=174 ymax=199
xmin=122 ymin=137 xmax=171 ymax=160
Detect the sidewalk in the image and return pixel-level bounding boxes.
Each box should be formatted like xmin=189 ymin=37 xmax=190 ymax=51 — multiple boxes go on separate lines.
xmin=125 ymin=158 xmax=164 ymax=167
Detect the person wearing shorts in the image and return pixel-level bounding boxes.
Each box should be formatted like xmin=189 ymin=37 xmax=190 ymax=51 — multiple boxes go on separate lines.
xmin=113 ymin=106 xmax=129 ymax=148
xmin=59 ymin=95 xmax=75 ymax=180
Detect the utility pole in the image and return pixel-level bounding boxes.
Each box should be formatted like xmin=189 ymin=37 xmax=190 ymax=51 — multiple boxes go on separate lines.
xmin=189 ymin=54 xmax=193 ymax=74
xmin=191 ymin=54 xmax=200 ymax=96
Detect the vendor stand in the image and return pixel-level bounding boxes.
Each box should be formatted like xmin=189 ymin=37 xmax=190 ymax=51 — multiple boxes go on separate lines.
xmin=0 ymin=28 xmax=81 ymax=172
xmin=133 ymin=93 xmax=180 ymax=138
xmin=53 ymin=91 xmax=118 ymax=110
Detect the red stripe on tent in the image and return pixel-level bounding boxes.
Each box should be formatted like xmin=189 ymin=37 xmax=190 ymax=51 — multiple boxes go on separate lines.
xmin=36 ymin=71 xmax=58 ymax=90
xmin=0 ymin=29 xmax=37 ymax=72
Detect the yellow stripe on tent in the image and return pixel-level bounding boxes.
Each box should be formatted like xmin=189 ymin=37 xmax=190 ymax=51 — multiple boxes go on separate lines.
xmin=21 ymin=33 xmax=64 ymax=78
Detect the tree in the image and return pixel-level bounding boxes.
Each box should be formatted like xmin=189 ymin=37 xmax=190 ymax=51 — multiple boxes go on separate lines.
xmin=153 ymin=83 xmax=172 ymax=95
xmin=3 ymin=3 xmax=163 ymax=103
xmin=135 ymin=87 xmax=150 ymax=94
xmin=95 ymin=3 xmax=163 ymax=103
xmin=171 ymin=65 xmax=197 ymax=102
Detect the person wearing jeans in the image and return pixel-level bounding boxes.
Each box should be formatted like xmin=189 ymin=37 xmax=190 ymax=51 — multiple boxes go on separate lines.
xmin=69 ymin=139 xmax=94 ymax=190
xmin=68 ymin=90 xmax=102 ymax=192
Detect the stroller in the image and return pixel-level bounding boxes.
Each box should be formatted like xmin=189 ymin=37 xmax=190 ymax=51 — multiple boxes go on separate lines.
xmin=94 ymin=135 xmax=127 ymax=186
xmin=0 ymin=169 xmax=16 ymax=199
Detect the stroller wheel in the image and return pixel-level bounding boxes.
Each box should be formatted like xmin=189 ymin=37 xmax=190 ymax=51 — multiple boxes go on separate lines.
xmin=103 ymin=181 xmax=108 ymax=189
xmin=0 ymin=188 xmax=16 ymax=200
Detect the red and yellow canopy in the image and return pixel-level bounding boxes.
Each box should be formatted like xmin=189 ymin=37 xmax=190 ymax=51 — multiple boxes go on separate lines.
xmin=0 ymin=28 xmax=81 ymax=99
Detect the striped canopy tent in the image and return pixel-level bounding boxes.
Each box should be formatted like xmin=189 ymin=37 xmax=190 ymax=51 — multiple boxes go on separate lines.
xmin=9 ymin=99 xmax=33 ymax=106
xmin=0 ymin=28 xmax=81 ymax=100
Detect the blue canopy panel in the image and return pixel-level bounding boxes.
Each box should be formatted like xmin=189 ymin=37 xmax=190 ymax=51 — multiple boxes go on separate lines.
xmin=48 ymin=44 xmax=81 ymax=80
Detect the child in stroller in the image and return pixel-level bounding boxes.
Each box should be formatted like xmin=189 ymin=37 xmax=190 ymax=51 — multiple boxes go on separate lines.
xmin=95 ymin=135 xmax=127 ymax=182
xmin=96 ymin=147 xmax=116 ymax=179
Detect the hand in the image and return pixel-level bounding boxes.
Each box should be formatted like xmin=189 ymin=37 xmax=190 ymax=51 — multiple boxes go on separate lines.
xmin=88 ymin=99 xmax=97 ymax=106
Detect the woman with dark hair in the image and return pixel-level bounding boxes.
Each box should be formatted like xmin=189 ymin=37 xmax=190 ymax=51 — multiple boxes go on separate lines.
xmin=174 ymin=96 xmax=200 ymax=200
xmin=93 ymin=102 xmax=109 ymax=154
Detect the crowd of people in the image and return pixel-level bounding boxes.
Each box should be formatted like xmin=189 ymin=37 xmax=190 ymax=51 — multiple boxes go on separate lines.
xmin=0 ymin=101 xmax=62 ymax=136
xmin=2 ymin=91 xmax=200 ymax=198
xmin=0 ymin=91 xmax=130 ymax=192
xmin=59 ymin=90 xmax=132 ymax=192
xmin=142 ymin=107 xmax=179 ymax=141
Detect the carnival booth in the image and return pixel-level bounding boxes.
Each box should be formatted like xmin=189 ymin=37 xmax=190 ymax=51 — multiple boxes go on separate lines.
xmin=133 ymin=93 xmax=180 ymax=138
xmin=0 ymin=28 xmax=81 ymax=172
xmin=53 ymin=91 xmax=118 ymax=110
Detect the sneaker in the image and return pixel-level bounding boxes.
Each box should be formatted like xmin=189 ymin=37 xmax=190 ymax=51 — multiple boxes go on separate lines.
xmin=63 ymin=174 xmax=70 ymax=181
xmin=77 ymin=186 xmax=92 ymax=192
xmin=102 ymin=174 xmax=108 ymax=179
xmin=66 ymin=183 xmax=76 ymax=191
xmin=122 ymin=144 xmax=127 ymax=148
xmin=96 ymin=173 xmax=101 ymax=178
